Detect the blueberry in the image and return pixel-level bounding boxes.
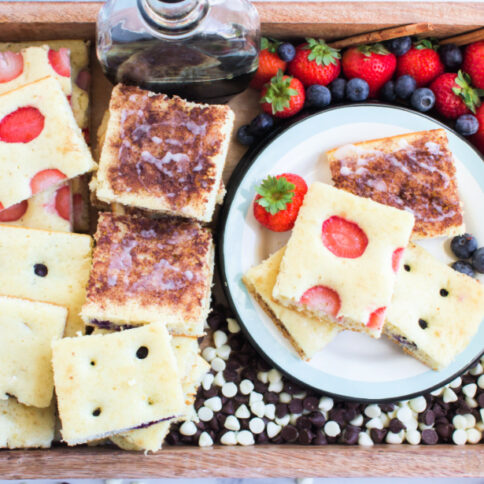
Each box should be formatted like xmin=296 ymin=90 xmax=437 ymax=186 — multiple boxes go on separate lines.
xmin=306 ymin=84 xmax=331 ymax=108
xmin=471 ymin=247 xmax=484 ymax=273
xmin=395 ymin=75 xmax=417 ymax=99
xmin=410 ymin=88 xmax=435 ymax=112
xmin=248 ymin=113 xmax=274 ymax=136
xmin=346 ymin=78 xmax=370 ymax=102
xmin=451 ymin=260 xmax=476 ymax=277
xmin=455 ymin=114 xmax=479 ymax=137
xmin=386 ymin=36 xmax=412 ymax=56
xmin=329 ymin=78 xmax=346 ymax=102
xmin=439 ymin=44 xmax=463 ymax=70
xmin=277 ymin=42 xmax=296 ymax=62
xmin=380 ymin=81 xmax=396 ymax=102
xmin=237 ymin=125 xmax=256 ymax=146
xmin=34 ymin=263 xmax=48 ymax=277
xmin=450 ymin=233 xmax=478 ymax=259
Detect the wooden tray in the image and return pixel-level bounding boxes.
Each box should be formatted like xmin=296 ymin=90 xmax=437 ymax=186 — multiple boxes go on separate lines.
xmin=0 ymin=2 xmax=483 ymax=478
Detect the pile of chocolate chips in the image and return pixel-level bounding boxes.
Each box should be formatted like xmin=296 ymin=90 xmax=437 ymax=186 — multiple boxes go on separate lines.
xmin=166 ymin=304 xmax=484 ymax=447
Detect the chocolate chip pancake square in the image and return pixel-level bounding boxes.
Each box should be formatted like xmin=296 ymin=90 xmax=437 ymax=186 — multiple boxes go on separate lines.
xmin=385 ymin=243 xmax=484 ymax=370
xmin=328 ymin=129 xmax=465 ymax=239
xmin=81 ymin=213 xmax=214 ymax=336
xmin=0 ymin=295 xmax=67 ymax=408
xmin=94 ymin=84 xmax=234 ymax=223
xmin=52 ymin=322 xmax=184 ymax=445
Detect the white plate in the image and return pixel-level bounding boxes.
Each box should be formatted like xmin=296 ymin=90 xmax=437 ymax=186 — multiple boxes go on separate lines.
xmin=218 ymin=104 xmax=484 ymax=401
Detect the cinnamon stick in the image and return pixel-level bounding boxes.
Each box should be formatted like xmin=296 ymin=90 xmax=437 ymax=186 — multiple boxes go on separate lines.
xmin=440 ymin=28 xmax=484 ymax=46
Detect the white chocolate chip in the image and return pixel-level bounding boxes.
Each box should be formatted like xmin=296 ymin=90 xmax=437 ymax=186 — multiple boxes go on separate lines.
xmin=224 ymin=415 xmax=240 ymax=431
xmin=251 ymin=400 xmax=266 ymax=418
xmin=409 ymin=396 xmax=427 ymax=413
xmin=264 ymin=403 xmax=276 ymax=420
xmin=477 ymin=374 xmax=484 ymax=389
xmin=267 ymin=369 xmax=282 ymax=384
xmin=358 ymin=432 xmax=373 ymax=447
xmin=198 ymin=431 xmax=213 ymax=447
xmin=396 ymin=406 xmax=412 ymax=422
xmin=236 ymin=430 xmax=255 ymax=446
xmin=469 ymin=363 xmax=483 ymax=376
xmin=406 ymin=429 xmax=421 ymax=445
xmin=220 ymin=431 xmax=237 ymax=445
xmin=405 ymin=419 xmax=418 ymax=431
xmin=466 ymin=397 xmax=478 ymax=408
xmin=480 ymin=408 xmax=484 ymax=423
xmin=217 ymin=344 xmax=231 ymax=360
xmin=464 ymin=413 xmax=476 ymax=429
xmin=239 ymin=379 xmax=254 ymax=395
xmin=268 ymin=380 xmax=283 ymax=393
xmin=257 ymin=371 xmax=268 ymax=384
xmin=462 ymin=383 xmax=477 ymax=398
xmin=205 ymin=396 xmax=222 ymax=412
xmin=366 ymin=418 xmax=383 ymax=430
xmin=364 ymin=404 xmax=381 ymax=419
xmin=449 ymin=376 xmax=462 ymax=388
xmin=380 ymin=413 xmax=390 ymax=427
xmin=275 ymin=414 xmax=290 ymax=426
xmin=179 ymin=421 xmax=197 ymax=436
xmin=249 ymin=391 xmax=263 ymax=405
xmin=443 ymin=387 xmax=458 ymax=403
xmin=235 ymin=404 xmax=250 ymax=419
xmin=227 ymin=318 xmax=240 ymax=334
xmin=211 ymin=357 xmax=226 ymax=373
xmin=279 ymin=392 xmax=291 ymax=403
xmin=267 ymin=421 xmax=281 ymax=438
xmin=213 ymin=330 xmax=228 ymax=349
xmin=249 ymin=417 xmax=265 ymax=434
xmin=198 ymin=406 xmax=214 ymax=422
xmin=324 ymin=420 xmax=340 ymax=437
xmin=319 ymin=396 xmax=334 ymax=412
xmin=386 ymin=430 xmax=404 ymax=444
xmin=350 ymin=414 xmax=364 ymax=426
xmin=202 ymin=346 xmax=216 ymax=362
xmin=202 ymin=373 xmax=214 ymax=391
xmin=466 ymin=428 xmax=481 ymax=444
xmin=452 ymin=429 xmax=467 ymax=445
xmin=430 ymin=387 xmax=444 ymax=397
xmin=221 ymin=382 xmax=237 ymax=398
xmin=213 ymin=371 xmax=225 ymax=387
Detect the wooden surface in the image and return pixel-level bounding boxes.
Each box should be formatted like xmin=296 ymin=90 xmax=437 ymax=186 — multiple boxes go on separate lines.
xmin=0 ymin=445 xmax=483 ymax=478
xmin=0 ymin=2 xmax=483 ymax=41
xmin=0 ymin=2 xmax=483 ymax=478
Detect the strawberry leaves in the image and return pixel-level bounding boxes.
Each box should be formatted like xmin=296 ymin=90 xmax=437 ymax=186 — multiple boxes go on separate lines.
xmin=260 ymin=70 xmax=298 ymax=114
xmin=303 ymin=38 xmax=341 ymax=66
xmin=261 ymin=37 xmax=282 ymax=53
xmin=415 ymin=38 xmax=439 ymax=51
xmin=255 ymin=175 xmax=295 ymax=215
xmin=357 ymin=43 xmax=390 ymax=57
xmin=452 ymin=70 xmax=483 ymax=114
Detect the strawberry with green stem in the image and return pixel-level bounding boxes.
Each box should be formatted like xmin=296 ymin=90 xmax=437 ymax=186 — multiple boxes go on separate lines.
xmin=250 ymin=37 xmax=287 ymax=90
xmin=253 ymin=173 xmax=308 ymax=232
xmin=260 ymin=70 xmax=305 ymax=118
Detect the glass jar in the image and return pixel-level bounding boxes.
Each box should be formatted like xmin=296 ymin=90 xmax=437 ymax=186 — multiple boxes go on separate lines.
xmin=97 ymin=0 xmax=260 ymax=103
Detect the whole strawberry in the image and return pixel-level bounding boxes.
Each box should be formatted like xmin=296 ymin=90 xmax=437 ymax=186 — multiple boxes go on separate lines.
xmin=250 ymin=37 xmax=287 ymax=90
xmin=396 ymin=39 xmax=444 ymax=87
xmin=253 ymin=173 xmax=308 ymax=232
xmin=260 ymin=71 xmax=305 ymax=118
xmin=430 ymin=71 xmax=482 ymax=119
xmin=288 ymin=38 xmax=341 ymax=87
xmin=342 ymin=44 xmax=396 ymax=98
xmin=471 ymin=104 xmax=484 ymax=154
xmin=462 ymin=41 xmax=484 ymax=90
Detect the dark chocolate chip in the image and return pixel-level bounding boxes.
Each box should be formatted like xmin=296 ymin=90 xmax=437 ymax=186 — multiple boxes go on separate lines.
xmin=389 ymin=418 xmax=405 ymax=433
xmin=379 ymin=403 xmax=395 ymax=413
xmin=234 ymin=394 xmax=249 ymax=404
xmin=203 ymin=387 xmax=218 ymax=399
xmin=256 ymin=432 xmax=269 ymax=444
xmin=222 ymin=400 xmax=235 ymax=415
xmin=418 ymin=318 xmax=428 ymax=329
xmin=436 ymin=423 xmax=453 ymax=441
xmin=223 ymin=368 xmax=239 ymax=382
xmin=343 ymin=407 xmax=357 ymax=422
xmin=404 ymin=264 xmax=411 ymax=272
xmin=85 ymin=325 xmax=94 ymax=335
xmin=271 ymin=435 xmax=284 ymax=444
xmin=477 ymin=392 xmax=484 ymax=408
xmin=284 ymin=382 xmax=303 ymax=394
xmin=34 ymin=263 xmax=48 ymax=277
xmin=431 ymin=403 xmax=446 ymax=419
xmin=264 ymin=392 xmax=279 ymax=404
xmin=418 ymin=409 xmax=435 ymax=426
xmin=303 ymin=396 xmax=319 ymax=411
xmin=440 ymin=288 xmax=449 ymax=297
xmin=275 ymin=403 xmax=288 ymax=419
xmin=295 ymin=416 xmax=312 ymax=430
xmin=209 ymin=418 xmax=220 ymax=432
xmin=136 ymin=346 xmax=149 ymax=359
xmin=342 ymin=425 xmax=360 ymax=445
xmin=194 ymin=398 xmax=204 ymax=411
xmin=92 ymin=407 xmax=101 ymax=417
xmin=308 ymin=411 xmax=326 ymax=427
xmin=298 ymin=428 xmax=314 ymax=445
xmin=288 ymin=398 xmax=303 ymax=414
xmin=370 ymin=428 xmax=387 ymax=444
xmin=313 ymin=430 xmax=328 ymax=445
xmin=254 ymin=380 xmax=267 ymax=393
xmin=421 ymin=428 xmax=439 ymax=445
xmin=207 ymin=312 xmax=224 ymax=330
xmin=281 ymin=425 xmax=299 ymax=443
xmin=328 ymin=408 xmax=345 ymax=426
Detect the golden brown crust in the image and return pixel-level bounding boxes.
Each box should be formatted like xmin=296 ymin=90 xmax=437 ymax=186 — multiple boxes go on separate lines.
xmin=328 ymin=129 xmax=464 ymax=239
xmin=85 ymin=213 xmax=212 ymax=320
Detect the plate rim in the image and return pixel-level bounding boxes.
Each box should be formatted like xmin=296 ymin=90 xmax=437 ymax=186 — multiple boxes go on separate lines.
xmin=217 ymin=102 xmax=484 ymax=402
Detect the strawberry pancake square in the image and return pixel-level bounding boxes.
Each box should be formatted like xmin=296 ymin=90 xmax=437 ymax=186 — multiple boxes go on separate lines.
xmin=80 ymin=213 xmax=214 ymax=336
xmin=272 ymin=182 xmax=415 ymax=338
xmin=0 ymin=182 xmax=72 ymax=232
xmin=328 ymin=129 xmax=464 ymax=239
xmin=0 ymin=76 xmax=95 ymax=210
